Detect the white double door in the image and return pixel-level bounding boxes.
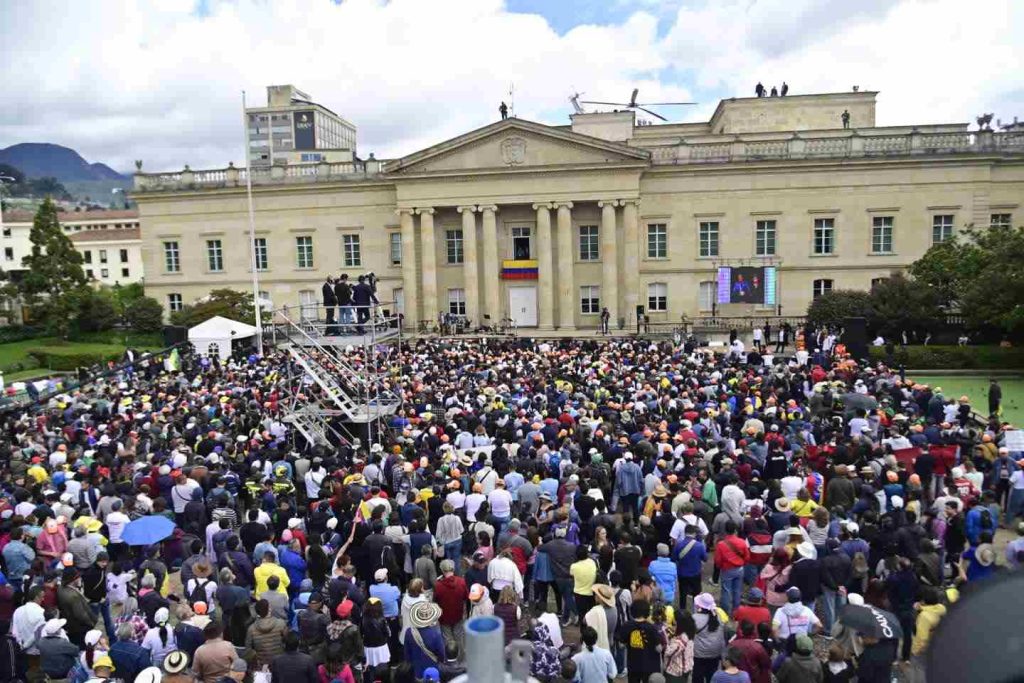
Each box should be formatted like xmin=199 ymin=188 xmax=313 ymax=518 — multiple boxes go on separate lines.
xmin=507 ymin=285 xmax=537 ymax=327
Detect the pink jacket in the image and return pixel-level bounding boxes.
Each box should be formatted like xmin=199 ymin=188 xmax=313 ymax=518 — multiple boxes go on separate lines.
xmin=36 ymin=528 xmax=68 ymax=559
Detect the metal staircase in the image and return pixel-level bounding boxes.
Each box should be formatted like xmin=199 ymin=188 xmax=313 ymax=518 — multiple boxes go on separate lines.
xmin=266 ymin=305 xmax=404 ymax=451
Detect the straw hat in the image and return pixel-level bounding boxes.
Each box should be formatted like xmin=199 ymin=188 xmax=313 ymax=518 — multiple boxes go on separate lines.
xmin=976 ymin=543 xmax=996 ymax=567
xmin=408 ymin=601 xmax=442 ymax=629
xmin=162 ymin=651 xmax=189 ymax=675
xmin=774 ymin=498 xmax=790 ymax=512
xmin=593 ymin=584 xmax=614 ymax=607
xmin=652 ymin=484 xmax=668 ymax=498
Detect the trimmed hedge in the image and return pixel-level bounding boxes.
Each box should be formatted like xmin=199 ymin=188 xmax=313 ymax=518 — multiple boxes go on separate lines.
xmin=28 ymin=346 xmax=124 ymax=371
xmin=0 ymin=326 xmax=45 ymax=345
xmin=869 ymin=345 xmax=1024 ymax=370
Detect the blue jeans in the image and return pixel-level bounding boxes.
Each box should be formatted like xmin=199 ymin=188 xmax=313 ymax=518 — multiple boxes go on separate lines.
xmin=821 ymin=587 xmax=845 ymax=634
xmin=91 ymin=601 xmax=114 ymax=640
xmin=492 ymin=515 xmax=510 ymax=537
xmin=719 ymin=566 xmax=744 ymax=616
xmin=444 ymin=539 xmax=463 ymax=574
xmin=743 ymin=563 xmax=760 ymax=586
xmin=340 ymin=306 xmax=354 ymax=325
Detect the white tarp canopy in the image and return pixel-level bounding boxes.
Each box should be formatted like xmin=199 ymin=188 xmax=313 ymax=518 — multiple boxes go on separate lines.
xmin=188 ymin=316 xmax=256 ymax=360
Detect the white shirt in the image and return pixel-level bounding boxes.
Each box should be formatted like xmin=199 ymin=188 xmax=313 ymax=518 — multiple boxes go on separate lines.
xmin=488 ymin=489 xmax=513 ymax=518
xmin=780 ymin=475 xmax=804 ymax=501
xmin=106 ymin=511 xmax=130 ymax=544
xmin=1011 ymin=470 xmax=1024 ymax=491
xmin=670 ymin=514 xmax=708 ymax=543
xmin=446 ymin=491 xmax=466 ymax=510
xmin=170 ymin=480 xmax=200 ymax=513
xmin=475 ymin=467 xmax=499 ymax=495
xmin=773 ymin=602 xmax=821 ymax=638
xmin=305 ymin=467 xmax=326 ymax=498
xmin=465 ymin=493 xmax=486 ymax=521
xmin=487 ymin=556 xmax=523 ymax=597
xmin=12 ymin=601 xmax=46 ymax=654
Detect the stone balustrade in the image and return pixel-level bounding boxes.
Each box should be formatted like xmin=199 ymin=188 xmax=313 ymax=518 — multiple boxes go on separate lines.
xmin=134 ymin=158 xmax=384 ymax=192
xmin=646 ymin=129 xmax=1024 ymax=165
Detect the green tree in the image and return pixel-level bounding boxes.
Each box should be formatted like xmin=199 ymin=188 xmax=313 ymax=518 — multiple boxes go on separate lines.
xmin=868 ymin=273 xmax=943 ymax=338
xmin=806 ymin=289 xmax=874 ymax=328
xmin=73 ymin=287 xmax=119 ymax=333
xmin=111 ymin=282 xmax=146 ymax=316
xmin=125 ymin=296 xmax=164 ymax=333
xmin=18 ymin=199 xmax=88 ymax=338
xmin=170 ymin=288 xmax=256 ymax=327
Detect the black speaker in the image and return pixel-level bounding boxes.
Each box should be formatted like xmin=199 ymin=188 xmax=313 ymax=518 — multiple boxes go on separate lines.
xmin=843 ymin=317 xmax=868 ymax=360
xmin=162 ymin=325 xmax=187 ymax=346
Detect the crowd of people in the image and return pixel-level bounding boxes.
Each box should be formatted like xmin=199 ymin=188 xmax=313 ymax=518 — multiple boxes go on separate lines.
xmin=0 ymin=334 xmax=1019 ymax=683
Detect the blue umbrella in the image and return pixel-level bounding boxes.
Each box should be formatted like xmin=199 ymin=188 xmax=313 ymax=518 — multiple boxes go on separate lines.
xmin=122 ymin=515 xmax=177 ymax=546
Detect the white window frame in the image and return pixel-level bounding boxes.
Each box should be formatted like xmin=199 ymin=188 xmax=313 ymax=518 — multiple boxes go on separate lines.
xmin=990 ymin=213 xmax=1012 ymax=229
xmin=342 ymin=234 xmax=361 ymax=267
xmin=448 ymin=288 xmax=466 ymax=315
xmin=511 ymin=226 xmax=532 ymax=260
xmin=579 ymin=225 xmax=599 ymax=261
xmin=253 ymin=237 xmax=269 ymax=271
xmin=647 ymin=282 xmax=668 ymax=312
xmin=755 ymin=219 xmax=776 ymax=256
xmin=389 ymin=232 xmax=402 ymax=265
xmin=206 ymin=239 xmax=224 ymax=272
xmin=871 ymin=216 xmax=893 ymax=254
xmin=698 ymin=281 xmax=716 ymax=312
xmin=168 ymin=293 xmax=183 ymax=312
xmin=647 ymin=223 xmax=667 ymax=258
xmin=932 ymin=214 xmax=954 ymax=244
xmin=698 ymin=221 xmax=719 ymax=257
xmin=813 ymin=218 xmax=835 ymax=255
xmin=446 ymin=229 xmax=464 ymax=264
xmin=813 ymin=278 xmax=833 ymax=299
xmin=580 ymin=285 xmax=600 ymax=314
xmin=295 ymin=235 xmax=314 ymax=269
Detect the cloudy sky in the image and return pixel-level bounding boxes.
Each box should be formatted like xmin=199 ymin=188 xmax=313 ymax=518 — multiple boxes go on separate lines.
xmin=1 ymin=0 xmax=1021 ymax=173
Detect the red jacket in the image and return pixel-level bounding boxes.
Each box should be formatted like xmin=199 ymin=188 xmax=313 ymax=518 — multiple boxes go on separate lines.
xmin=433 ymin=574 xmax=468 ymax=626
xmin=729 ymin=636 xmax=772 ymax=683
xmin=715 ymin=535 xmax=751 ymax=570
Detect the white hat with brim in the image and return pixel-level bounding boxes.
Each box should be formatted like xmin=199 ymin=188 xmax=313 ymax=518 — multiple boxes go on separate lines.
xmin=408 ymin=601 xmax=442 ymax=629
xmin=43 ymin=619 xmax=66 ymax=636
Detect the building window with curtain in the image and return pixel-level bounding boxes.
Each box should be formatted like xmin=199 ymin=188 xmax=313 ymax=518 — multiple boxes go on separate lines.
xmin=580 ymin=285 xmax=600 ymax=314
xmin=448 ymin=288 xmax=466 ymax=315
xmin=390 ymin=232 xmax=402 ymax=265
xmin=647 ymin=282 xmax=667 ymax=311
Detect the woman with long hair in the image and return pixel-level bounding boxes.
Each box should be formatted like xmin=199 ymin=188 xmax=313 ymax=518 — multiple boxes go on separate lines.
xmin=140 ymin=607 xmax=176 ymax=669
xmin=361 ymin=598 xmax=391 ymax=671
xmin=759 ymin=549 xmax=792 ymax=610
xmin=807 ymin=506 xmax=831 ymax=557
xmin=494 ymin=585 xmax=522 ymax=644
xmin=664 ymin=612 xmax=696 ymax=683
xmin=570 ymin=625 xmax=617 ymax=683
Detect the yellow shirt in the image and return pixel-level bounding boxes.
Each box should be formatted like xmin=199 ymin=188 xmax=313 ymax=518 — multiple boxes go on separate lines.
xmin=911 ymin=604 xmax=946 ymax=656
xmin=790 ymin=498 xmax=818 ymax=518
xmin=254 ymin=562 xmax=290 ymax=595
xmin=570 ymin=558 xmax=597 ymax=596
xmin=26 ymin=465 xmax=49 ymax=484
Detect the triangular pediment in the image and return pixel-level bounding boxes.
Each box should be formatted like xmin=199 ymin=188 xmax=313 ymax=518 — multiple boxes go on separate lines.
xmin=385 ymin=118 xmax=649 ymax=175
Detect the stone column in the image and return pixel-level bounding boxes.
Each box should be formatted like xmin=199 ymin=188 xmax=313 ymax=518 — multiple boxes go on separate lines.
xmin=599 ymin=200 xmax=619 ymax=326
xmin=533 ymin=202 xmax=554 ymax=329
xmin=480 ymin=205 xmax=501 ymax=322
xmin=417 ymin=208 xmax=438 ymax=324
xmin=457 ymin=206 xmax=480 ymax=323
xmin=555 ymin=202 xmax=574 ymax=329
xmin=397 ymin=208 xmax=418 ymax=329
xmin=622 ymin=199 xmax=639 ymax=329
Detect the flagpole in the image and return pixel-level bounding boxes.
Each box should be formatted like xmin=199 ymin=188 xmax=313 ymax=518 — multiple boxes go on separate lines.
xmin=242 ymin=90 xmax=264 ymax=355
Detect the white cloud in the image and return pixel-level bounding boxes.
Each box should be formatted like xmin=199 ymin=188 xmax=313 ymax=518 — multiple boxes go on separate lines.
xmin=0 ymin=0 xmax=1020 ymax=173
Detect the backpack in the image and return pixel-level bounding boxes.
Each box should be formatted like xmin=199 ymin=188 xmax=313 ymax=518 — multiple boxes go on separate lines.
xmin=187 ymin=577 xmax=211 ymax=606
xmin=547 ymin=453 xmax=561 ymax=478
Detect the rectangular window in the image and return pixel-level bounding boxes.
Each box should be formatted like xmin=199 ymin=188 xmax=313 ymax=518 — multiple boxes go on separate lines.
xmin=119 ymin=249 xmax=129 ymax=263
xmin=813 ymin=218 xmax=835 ymax=255
xmin=295 ymin=235 xmax=314 ymax=268
xmin=699 ymin=221 xmax=719 ymax=257
xmin=511 ymin=226 xmax=531 ymax=260
xmin=813 ymin=278 xmax=833 ymax=299
xmin=699 ymin=281 xmax=716 ymax=311
xmin=253 ymin=237 xmax=268 ymax=271
xmin=991 ymin=213 xmax=1012 ymax=229
xmin=342 ymin=234 xmax=361 ymax=267
xmin=121 ymin=268 xmax=129 ymax=278
xmin=83 ymin=250 xmax=92 ymax=264
xmin=448 ymin=288 xmax=466 ymax=315
xmin=100 ymin=268 xmax=109 ymax=278
xmin=389 ymin=233 xmax=402 ymax=265
xmin=163 ymin=241 xmax=180 ymax=272
xmin=168 ymin=293 xmax=183 ymax=312
xmin=3 ymin=248 xmax=12 ymax=261
xmin=647 ymin=223 xmax=667 ymax=258
xmin=86 ymin=269 xmax=93 ymax=279
xmin=580 ymin=285 xmax=600 ymax=314
xmin=206 ymin=239 xmax=223 ymax=271
xmin=647 ymin=282 xmax=668 ymax=311
xmin=932 ymin=214 xmax=954 ymax=244
xmin=579 ymin=225 xmax=599 ymax=261
xmin=446 ymin=229 xmax=464 ymax=264
xmin=2 ymin=228 xmax=10 ymax=237
xmin=99 ymin=249 xmax=108 ymax=264
xmin=871 ymin=216 xmax=893 ymax=253
xmin=755 ymin=220 xmax=777 ymax=256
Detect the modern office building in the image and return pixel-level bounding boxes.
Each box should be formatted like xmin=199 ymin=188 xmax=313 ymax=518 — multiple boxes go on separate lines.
xmin=133 ymin=90 xmax=1024 ymax=331
xmin=246 ymin=85 xmax=358 ymax=167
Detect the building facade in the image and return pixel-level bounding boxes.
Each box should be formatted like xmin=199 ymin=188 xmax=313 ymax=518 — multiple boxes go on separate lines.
xmin=247 ymin=85 xmax=358 ymax=167
xmin=1 ymin=209 xmax=143 ymax=286
xmin=133 ymin=91 xmax=1024 ymax=330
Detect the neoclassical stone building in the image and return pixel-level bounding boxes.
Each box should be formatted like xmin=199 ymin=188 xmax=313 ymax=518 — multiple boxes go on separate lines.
xmin=133 ymin=91 xmax=1024 ymax=331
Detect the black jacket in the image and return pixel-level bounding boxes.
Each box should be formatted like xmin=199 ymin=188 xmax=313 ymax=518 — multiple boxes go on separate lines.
xmin=322 ymin=282 xmax=337 ymax=305
xmin=334 ymin=281 xmax=353 ymax=305
xmin=352 ymin=282 xmax=376 ymax=306
xmin=787 ymin=557 xmax=822 ymax=600
xmin=820 ymin=552 xmax=852 ymax=591
xmin=270 ymin=651 xmax=319 ymax=683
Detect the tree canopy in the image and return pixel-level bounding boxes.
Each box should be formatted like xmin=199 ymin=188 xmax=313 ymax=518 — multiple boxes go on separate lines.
xmin=170 ymin=288 xmax=257 ymax=328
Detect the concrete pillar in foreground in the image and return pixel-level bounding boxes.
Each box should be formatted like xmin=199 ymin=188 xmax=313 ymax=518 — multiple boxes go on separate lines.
xmin=533 ymin=202 xmax=554 ymax=329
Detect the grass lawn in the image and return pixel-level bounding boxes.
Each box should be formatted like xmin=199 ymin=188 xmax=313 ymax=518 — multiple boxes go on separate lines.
xmin=0 ymin=333 xmax=163 ymax=376
xmin=908 ymin=374 xmax=1024 ymax=426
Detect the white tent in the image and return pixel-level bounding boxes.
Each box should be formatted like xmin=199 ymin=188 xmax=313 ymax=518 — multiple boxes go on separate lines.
xmin=188 ymin=316 xmax=257 ymax=360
